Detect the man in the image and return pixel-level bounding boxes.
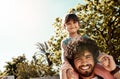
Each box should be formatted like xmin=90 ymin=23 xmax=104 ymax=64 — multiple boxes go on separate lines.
xmin=64 ymin=37 xmax=119 ymax=79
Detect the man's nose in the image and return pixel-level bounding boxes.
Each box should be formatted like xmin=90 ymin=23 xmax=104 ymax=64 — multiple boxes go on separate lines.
xmin=82 ymin=59 xmax=88 ymax=65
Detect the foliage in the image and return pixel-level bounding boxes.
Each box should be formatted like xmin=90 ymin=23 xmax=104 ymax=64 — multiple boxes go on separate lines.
xmin=31 ymin=42 xmax=56 ymax=77
xmin=74 ymin=0 xmax=120 ymax=64
xmin=48 ymin=17 xmax=67 ymax=67
xmin=16 ymin=42 xmax=56 ymax=78
xmin=1 ymin=0 xmax=120 ymax=78
xmin=35 ymin=42 xmax=52 ymax=66
xmin=48 ymin=0 xmax=120 ymax=67
xmin=0 ymin=70 xmax=5 ymax=78
xmin=0 ymin=42 xmax=56 ymax=79
xmin=1 ymin=54 xmax=39 ymax=79
xmin=16 ymin=62 xmax=39 ymax=79
xmin=3 ymin=54 xmax=26 ymax=78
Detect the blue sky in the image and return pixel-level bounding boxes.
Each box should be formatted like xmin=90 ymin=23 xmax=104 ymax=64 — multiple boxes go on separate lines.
xmin=0 ymin=0 xmax=84 ymax=71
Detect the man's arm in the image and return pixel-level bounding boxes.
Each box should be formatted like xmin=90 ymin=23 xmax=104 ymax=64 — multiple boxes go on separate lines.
xmin=98 ymin=53 xmax=120 ymax=79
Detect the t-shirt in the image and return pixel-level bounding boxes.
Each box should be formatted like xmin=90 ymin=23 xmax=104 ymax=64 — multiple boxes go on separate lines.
xmin=79 ymin=75 xmax=103 ymax=79
xmin=62 ymin=35 xmax=89 ymax=62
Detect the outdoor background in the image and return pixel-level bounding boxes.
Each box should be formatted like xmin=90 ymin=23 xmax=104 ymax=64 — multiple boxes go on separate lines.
xmin=0 ymin=0 xmax=120 ymax=78
xmin=0 ymin=0 xmax=84 ymax=71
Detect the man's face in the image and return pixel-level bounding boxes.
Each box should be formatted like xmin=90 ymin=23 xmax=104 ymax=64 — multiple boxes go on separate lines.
xmin=74 ymin=50 xmax=95 ymax=77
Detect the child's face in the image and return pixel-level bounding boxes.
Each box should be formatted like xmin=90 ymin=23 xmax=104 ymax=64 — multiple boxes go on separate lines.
xmin=65 ymin=20 xmax=79 ymax=34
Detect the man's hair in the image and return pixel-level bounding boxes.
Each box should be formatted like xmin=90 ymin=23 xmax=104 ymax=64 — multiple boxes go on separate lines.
xmin=65 ymin=37 xmax=99 ymax=67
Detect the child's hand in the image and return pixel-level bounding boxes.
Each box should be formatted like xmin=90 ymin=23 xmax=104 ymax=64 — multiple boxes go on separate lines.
xmin=66 ymin=69 xmax=78 ymax=79
xmin=60 ymin=61 xmax=72 ymax=70
xmin=98 ymin=53 xmax=116 ymax=72
xmin=60 ymin=61 xmax=79 ymax=79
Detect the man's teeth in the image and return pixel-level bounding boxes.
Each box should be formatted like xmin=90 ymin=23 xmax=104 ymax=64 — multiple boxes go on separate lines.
xmin=81 ymin=66 xmax=89 ymax=70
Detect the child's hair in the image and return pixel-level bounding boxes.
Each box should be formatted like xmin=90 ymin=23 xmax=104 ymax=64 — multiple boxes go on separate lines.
xmin=62 ymin=13 xmax=80 ymax=29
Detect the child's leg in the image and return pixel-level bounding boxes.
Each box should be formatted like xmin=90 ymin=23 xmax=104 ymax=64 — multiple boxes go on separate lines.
xmin=60 ymin=61 xmax=79 ymax=79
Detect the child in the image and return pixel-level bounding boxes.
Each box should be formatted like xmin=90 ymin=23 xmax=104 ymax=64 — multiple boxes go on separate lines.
xmin=60 ymin=13 xmax=81 ymax=79
xmin=61 ymin=13 xmax=81 ymax=63
xmin=60 ymin=13 xmax=115 ymax=79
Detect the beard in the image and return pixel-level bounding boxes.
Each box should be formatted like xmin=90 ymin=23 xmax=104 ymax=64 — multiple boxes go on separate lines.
xmin=74 ymin=64 xmax=94 ymax=77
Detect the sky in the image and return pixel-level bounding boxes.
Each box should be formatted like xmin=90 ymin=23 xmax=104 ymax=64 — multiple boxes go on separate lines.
xmin=0 ymin=0 xmax=84 ymax=71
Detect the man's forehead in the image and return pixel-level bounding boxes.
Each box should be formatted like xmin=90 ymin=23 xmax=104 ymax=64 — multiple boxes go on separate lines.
xmin=74 ymin=50 xmax=93 ymax=58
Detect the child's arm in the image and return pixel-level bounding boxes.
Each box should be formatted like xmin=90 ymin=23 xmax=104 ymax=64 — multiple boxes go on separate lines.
xmin=60 ymin=40 xmax=79 ymax=79
xmin=61 ymin=42 xmax=66 ymax=63
xmin=94 ymin=64 xmax=114 ymax=79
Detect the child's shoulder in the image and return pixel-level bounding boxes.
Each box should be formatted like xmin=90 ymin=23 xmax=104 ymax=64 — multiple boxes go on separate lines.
xmin=81 ymin=34 xmax=89 ymax=38
xmin=62 ymin=37 xmax=72 ymax=46
xmin=61 ymin=35 xmax=89 ymax=45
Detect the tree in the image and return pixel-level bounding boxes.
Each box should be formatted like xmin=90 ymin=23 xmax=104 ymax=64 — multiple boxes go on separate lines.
xmin=3 ymin=54 xmax=26 ymax=78
xmin=73 ymin=0 xmax=120 ymax=64
xmin=31 ymin=42 xmax=56 ymax=77
xmin=16 ymin=62 xmax=39 ymax=79
xmin=48 ymin=17 xmax=67 ymax=67
xmin=1 ymin=42 xmax=56 ymax=79
xmin=3 ymin=55 xmax=40 ymax=79
xmin=35 ymin=42 xmax=52 ymax=66
xmin=48 ymin=0 xmax=120 ymax=67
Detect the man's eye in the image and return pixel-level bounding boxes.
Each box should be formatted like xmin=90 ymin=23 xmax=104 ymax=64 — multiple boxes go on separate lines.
xmin=75 ymin=58 xmax=82 ymax=62
xmin=86 ymin=56 xmax=92 ymax=59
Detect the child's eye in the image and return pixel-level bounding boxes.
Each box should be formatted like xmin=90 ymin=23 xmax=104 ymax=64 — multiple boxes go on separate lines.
xmin=66 ymin=22 xmax=71 ymax=25
xmin=67 ymin=23 xmax=71 ymax=25
xmin=73 ymin=21 xmax=77 ymax=23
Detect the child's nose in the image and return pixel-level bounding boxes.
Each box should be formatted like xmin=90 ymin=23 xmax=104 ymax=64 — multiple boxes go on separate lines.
xmin=71 ymin=23 xmax=75 ymax=27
